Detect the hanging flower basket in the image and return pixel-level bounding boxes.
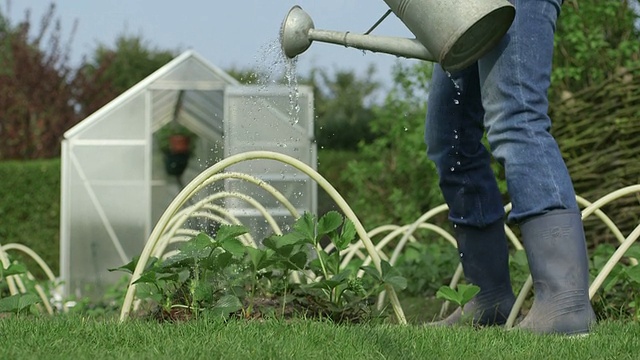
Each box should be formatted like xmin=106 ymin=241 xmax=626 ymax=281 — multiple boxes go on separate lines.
xmin=168 ymin=134 xmax=191 ymax=155
xmin=164 ymin=152 xmax=190 ymax=176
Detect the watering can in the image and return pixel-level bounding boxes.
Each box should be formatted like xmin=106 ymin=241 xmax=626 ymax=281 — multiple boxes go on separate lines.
xmin=280 ymin=0 xmax=515 ymax=71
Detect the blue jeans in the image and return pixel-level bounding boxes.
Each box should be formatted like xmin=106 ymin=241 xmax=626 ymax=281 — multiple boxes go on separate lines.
xmin=425 ymin=0 xmax=577 ymax=226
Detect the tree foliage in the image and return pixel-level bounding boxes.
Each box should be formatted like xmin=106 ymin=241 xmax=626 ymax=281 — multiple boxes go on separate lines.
xmin=551 ymin=0 xmax=640 ymax=97
xmin=73 ymin=35 xmax=176 ymax=118
xmin=340 ymin=63 xmax=444 ymax=228
xmin=305 ymin=66 xmax=380 ymax=150
xmin=0 ymin=3 xmax=176 ymax=160
xmin=0 ymin=4 xmax=77 ymax=159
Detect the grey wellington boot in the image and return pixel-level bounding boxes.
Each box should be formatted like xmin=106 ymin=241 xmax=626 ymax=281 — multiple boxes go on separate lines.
xmin=516 ymin=209 xmax=597 ymax=335
xmin=431 ymin=220 xmax=516 ymax=326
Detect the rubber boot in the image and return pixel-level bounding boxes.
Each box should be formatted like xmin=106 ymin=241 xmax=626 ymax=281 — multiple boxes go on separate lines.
xmin=431 ymin=220 xmax=516 ymax=326
xmin=516 ymin=209 xmax=596 ymax=335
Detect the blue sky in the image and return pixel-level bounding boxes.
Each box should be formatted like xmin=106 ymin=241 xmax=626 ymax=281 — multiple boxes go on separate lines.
xmin=5 ymin=1 xmax=421 ymax=92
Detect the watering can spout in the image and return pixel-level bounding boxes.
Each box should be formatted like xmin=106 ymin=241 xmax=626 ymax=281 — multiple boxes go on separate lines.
xmin=280 ymin=1 xmax=515 ymax=71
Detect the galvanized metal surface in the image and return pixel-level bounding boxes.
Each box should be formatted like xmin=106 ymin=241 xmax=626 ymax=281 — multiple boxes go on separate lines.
xmin=280 ymin=0 xmax=515 ymax=71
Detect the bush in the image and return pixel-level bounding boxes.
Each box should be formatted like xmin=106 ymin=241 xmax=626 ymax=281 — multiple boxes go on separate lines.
xmin=0 ymin=159 xmax=60 ymax=275
xmin=339 ymin=63 xmax=445 ymax=229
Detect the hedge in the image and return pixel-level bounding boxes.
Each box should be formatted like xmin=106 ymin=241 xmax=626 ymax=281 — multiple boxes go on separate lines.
xmin=0 ymin=158 xmax=61 ymax=275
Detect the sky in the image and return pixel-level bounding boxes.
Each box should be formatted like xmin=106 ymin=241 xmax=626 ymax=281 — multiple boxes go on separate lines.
xmin=5 ymin=1 xmax=422 ymax=95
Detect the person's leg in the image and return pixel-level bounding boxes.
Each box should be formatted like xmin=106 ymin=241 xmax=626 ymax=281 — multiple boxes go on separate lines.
xmin=478 ymin=0 xmax=595 ymax=334
xmin=479 ymin=0 xmax=576 ymax=221
xmin=426 ymin=64 xmax=504 ymax=227
xmin=425 ymin=64 xmax=514 ymax=326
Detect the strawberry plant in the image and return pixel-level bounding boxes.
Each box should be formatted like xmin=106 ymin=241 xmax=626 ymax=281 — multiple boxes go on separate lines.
xmin=112 ymin=211 xmax=407 ymax=323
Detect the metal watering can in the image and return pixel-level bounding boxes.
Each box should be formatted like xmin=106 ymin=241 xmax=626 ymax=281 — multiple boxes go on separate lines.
xmin=280 ymin=0 xmax=515 ymax=71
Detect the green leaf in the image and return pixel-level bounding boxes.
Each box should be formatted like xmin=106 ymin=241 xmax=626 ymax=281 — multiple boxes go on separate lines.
xmin=157 ymin=273 xmax=179 ymax=283
xmin=263 ymin=232 xmax=307 ymax=250
xmin=436 ymin=286 xmax=462 ymax=305
xmin=193 ymin=282 xmax=214 ymax=303
xmin=179 ymin=233 xmax=214 ymax=259
xmin=385 ymin=275 xmax=408 ymax=291
xmin=246 ymin=247 xmax=267 ymax=270
xmin=331 ymin=269 xmax=352 ymax=283
xmin=215 ymin=225 xmax=248 ymax=243
xmin=323 ymin=251 xmax=340 ymax=275
xmin=380 ymin=260 xmax=408 ymax=291
xmin=0 ymin=293 xmax=40 ymax=313
xmin=201 ymin=252 xmax=233 ymax=271
xmin=625 ymin=265 xmax=640 ymax=284
xmin=331 ymin=228 xmax=354 ymax=252
xmin=288 ymin=251 xmax=308 ymax=270
xmin=603 ymin=266 xmax=624 ymax=292
xmin=132 ymin=271 xmax=158 ymax=285
xmin=1 ymin=263 xmax=27 ymax=277
xmin=308 ymin=258 xmax=324 ymax=273
xmin=108 ymin=257 xmax=138 ymax=274
xmin=135 ymin=283 xmax=163 ymax=303
xmin=625 ymin=245 xmax=640 ymax=262
xmin=293 ymin=212 xmax=316 ymax=242
xmin=273 ymin=244 xmax=295 ymax=258
xmin=262 ymin=236 xmax=278 ymax=251
xmin=317 ymin=211 xmax=343 ymax=237
xmin=510 ymin=250 xmax=528 ymax=269
xmin=341 ymin=219 xmax=357 ymax=244
xmin=458 ymin=284 xmax=481 ymax=304
xmin=360 ymin=265 xmax=382 ymax=282
xmin=208 ymin=295 xmax=243 ymax=319
xmin=160 ymin=253 xmax=193 ymax=270
xmin=303 ymin=279 xmax=339 ymax=291
xmin=220 ymin=238 xmax=245 ymax=258
xmin=379 ymin=260 xmax=405 ymax=284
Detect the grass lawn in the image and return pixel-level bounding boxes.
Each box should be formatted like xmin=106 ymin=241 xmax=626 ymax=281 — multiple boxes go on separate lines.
xmin=1 ymin=316 xmax=638 ymax=359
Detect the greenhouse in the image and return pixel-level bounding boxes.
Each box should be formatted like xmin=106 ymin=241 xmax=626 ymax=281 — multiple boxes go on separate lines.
xmin=60 ymin=50 xmax=316 ymax=299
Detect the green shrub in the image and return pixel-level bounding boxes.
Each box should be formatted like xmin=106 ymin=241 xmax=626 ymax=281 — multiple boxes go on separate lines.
xmin=339 ymin=63 xmax=445 ymax=229
xmin=0 ymin=158 xmax=60 ymax=275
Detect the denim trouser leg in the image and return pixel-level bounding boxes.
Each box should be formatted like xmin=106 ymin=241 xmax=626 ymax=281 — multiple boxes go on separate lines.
xmin=425 ymin=64 xmax=505 ymax=226
xmin=425 ymin=0 xmax=578 ymax=225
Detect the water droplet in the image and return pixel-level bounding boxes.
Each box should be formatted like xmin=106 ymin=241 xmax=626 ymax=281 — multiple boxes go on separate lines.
xmin=459 ymin=252 xmax=464 ymax=258
xmin=456 ymin=161 xmax=461 ymax=166
xmin=453 ymin=99 xmax=460 ymax=105
xmin=450 ymin=167 xmax=455 ymax=172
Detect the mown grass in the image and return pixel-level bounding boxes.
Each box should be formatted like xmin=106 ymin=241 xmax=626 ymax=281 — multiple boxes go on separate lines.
xmin=1 ymin=316 xmax=638 ymax=359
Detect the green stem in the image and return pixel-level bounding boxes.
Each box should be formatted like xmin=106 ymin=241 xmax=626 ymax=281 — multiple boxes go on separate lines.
xmin=314 ymin=244 xmax=329 ymax=280
xmin=282 ymin=270 xmax=289 ymax=318
xmin=247 ymin=269 xmax=257 ymax=317
xmin=192 ymin=264 xmax=199 ymax=321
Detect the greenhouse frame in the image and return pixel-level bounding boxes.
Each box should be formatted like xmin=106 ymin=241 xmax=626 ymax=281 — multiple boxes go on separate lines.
xmin=60 ymin=50 xmax=316 ymax=298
